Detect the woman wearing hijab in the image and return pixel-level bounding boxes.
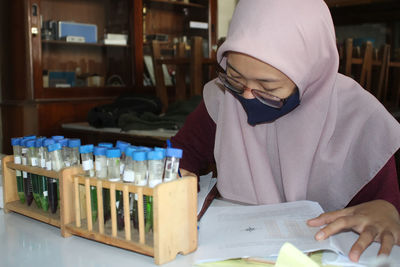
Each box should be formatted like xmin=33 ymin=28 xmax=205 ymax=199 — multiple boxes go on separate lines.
xmin=171 ymin=0 xmax=400 ymax=262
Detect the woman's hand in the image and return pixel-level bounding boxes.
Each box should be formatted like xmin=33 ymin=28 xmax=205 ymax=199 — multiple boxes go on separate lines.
xmin=307 ymin=200 xmax=400 ymax=262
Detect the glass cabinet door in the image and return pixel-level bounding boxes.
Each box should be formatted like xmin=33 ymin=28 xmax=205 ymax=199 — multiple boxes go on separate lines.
xmin=38 ymin=0 xmax=134 ymax=91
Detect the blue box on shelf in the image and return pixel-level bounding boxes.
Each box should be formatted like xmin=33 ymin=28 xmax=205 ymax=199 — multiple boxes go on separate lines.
xmin=49 ymin=71 xmax=76 ymax=88
xmin=58 ymin=21 xmax=98 ymax=43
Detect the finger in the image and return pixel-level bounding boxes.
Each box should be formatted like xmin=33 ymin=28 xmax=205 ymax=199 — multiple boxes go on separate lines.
xmin=307 ymin=207 xmax=354 ymax=227
xmin=349 ymin=226 xmax=378 ymax=262
xmin=378 ymin=231 xmax=395 ymax=256
xmin=314 ymin=215 xmax=359 ymax=240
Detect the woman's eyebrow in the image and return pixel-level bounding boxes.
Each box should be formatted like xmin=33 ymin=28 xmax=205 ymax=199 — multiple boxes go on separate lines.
xmin=226 ymin=61 xmax=280 ymax=83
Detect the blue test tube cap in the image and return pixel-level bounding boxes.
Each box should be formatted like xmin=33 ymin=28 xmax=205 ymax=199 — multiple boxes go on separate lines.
xmin=23 ymin=135 xmax=36 ymax=140
xmin=79 ymin=144 xmax=94 ymax=154
xmin=137 ymin=146 xmax=152 ymax=152
xmin=11 ymin=137 xmax=22 ymax=146
xmin=147 ymin=150 xmax=164 ymax=161
xmin=43 ymin=138 xmax=55 ymax=148
xmin=116 ymin=141 xmax=130 ymax=153
xmin=57 ymin=138 xmax=69 ymax=147
xmin=47 ymin=142 xmax=62 ymax=152
xmin=93 ymin=146 xmax=107 ymax=156
xmin=166 ymin=148 xmax=183 ymax=159
xmin=51 ymin=135 xmax=64 ymax=141
xmin=98 ymin=142 xmax=113 ymax=148
xmin=132 ymin=151 xmax=147 ymax=161
xmin=68 ymin=138 xmax=81 ymax=148
xmin=106 ymin=148 xmax=121 ymax=158
xmin=125 ymin=146 xmax=136 ymax=158
xmin=153 ymin=147 xmax=166 ymax=157
xmin=25 ymin=139 xmax=36 ymax=148
xmin=35 ymin=137 xmax=45 ymax=147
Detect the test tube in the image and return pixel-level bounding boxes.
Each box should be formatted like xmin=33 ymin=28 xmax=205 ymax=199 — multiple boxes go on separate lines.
xmin=106 ymin=148 xmax=122 ymax=225
xmin=79 ymin=144 xmax=95 ymax=177
xmin=117 ymin=146 xmax=135 ymax=230
xmin=116 ymin=140 xmax=130 ymax=175
xmin=132 ymin=150 xmax=148 ymax=229
xmin=94 ymin=146 xmax=109 ymax=222
xmin=58 ymin=138 xmax=70 ymax=166
xmin=107 ymin=148 xmax=121 ymax=182
xmin=80 ymin=144 xmax=97 ymax=223
xmin=21 ymin=139 xmax=34 ymax=206
xmin=146 ymin=150 xmax=165 ymax=232
xmin=11 ymin=137 xmax=25 ymax=203
xmin=68 ymin=138 xmax=81 ymax=166
xmin=26 ymin=139 xmax=41 ymax=208
xmin=163 ymin=148 xmax=183 ymax=182
xmin=94 ymin=146 xmax=107 ymax=179
xmin=47 ymin=142 xmax=64 ymax=213
xmin=37 ymin=137 xmax=49 ymax=211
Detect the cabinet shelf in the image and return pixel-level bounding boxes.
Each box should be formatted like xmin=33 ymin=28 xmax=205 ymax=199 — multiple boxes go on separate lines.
xmin=146 ymin=0 xmax=206 ymax=8
xmin=42 ymin=40 xmax=130 ymax=48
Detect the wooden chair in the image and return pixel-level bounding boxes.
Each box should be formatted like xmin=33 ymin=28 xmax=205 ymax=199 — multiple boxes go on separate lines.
xmin=343 ymin=38 xmax=390 ymax=100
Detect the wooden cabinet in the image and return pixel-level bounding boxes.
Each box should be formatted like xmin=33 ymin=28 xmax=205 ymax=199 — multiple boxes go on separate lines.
xmin=0 ymin=0 xmax=217 ymax=154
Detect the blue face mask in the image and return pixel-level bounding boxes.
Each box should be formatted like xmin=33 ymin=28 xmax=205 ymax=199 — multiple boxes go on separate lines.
xmin=235 ymin=89 xmax=300 ymax=125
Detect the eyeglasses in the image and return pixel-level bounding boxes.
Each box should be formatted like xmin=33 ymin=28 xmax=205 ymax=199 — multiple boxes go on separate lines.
xmin=217 ymin=71 xmax=288 ymax=108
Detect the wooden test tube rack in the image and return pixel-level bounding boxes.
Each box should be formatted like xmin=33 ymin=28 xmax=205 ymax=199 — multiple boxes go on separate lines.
xmin=2 ymin=155 xmax=82 ymax=227
xmin=60 ymin=168 xmax=198 ymax=265
xmin=2 ymin=154 xmax=198 ymax=264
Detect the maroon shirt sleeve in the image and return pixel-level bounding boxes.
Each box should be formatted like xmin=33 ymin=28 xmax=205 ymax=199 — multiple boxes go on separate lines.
xmin=172 ymin=100 xmax=400 ymax=212
xmin=347 ymin=156 xmax=400 ymax=212
xmin=171 ymin=100 xmax=216 ymax=176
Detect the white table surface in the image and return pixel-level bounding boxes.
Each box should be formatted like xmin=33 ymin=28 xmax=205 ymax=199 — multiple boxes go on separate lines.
xmin=0 ymin=200 xmax=235 ymax=267
xmin=0 ymin=209 xmax=197 ymax=267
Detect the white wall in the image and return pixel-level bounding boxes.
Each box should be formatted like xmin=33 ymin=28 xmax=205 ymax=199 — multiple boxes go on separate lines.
xmin=217 ymin=0 xmax=237 ymax=40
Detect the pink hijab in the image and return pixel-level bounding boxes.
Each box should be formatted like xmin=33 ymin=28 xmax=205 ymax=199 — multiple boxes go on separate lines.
xmin=203 ymin=0 xmax=400 ymax=211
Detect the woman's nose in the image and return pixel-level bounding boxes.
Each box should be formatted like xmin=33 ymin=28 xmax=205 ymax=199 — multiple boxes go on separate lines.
xmin=242 ymin=86 xmax=255 ymax=99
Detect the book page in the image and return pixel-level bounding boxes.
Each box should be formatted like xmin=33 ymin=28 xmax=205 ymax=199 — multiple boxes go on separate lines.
xmin=195 ymin=200 xmax=335 ymax=263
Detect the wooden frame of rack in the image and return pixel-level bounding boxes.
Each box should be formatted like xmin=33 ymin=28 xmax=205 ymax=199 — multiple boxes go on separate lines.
xmin=2 ymin=155 xmax=83 ymax=229
xmin=61 ymin=173 xmax=197 ymax=265
xmin=2 ymin=154 xmax=198 ymax=265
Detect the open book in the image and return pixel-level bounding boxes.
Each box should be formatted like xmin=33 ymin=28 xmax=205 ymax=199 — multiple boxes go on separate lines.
xmin=195 ymin=199 xmax=400 ymax=266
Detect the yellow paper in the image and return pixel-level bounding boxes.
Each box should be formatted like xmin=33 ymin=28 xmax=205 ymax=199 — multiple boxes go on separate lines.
xmin=275 ymin=243 xmax=319 ymax=267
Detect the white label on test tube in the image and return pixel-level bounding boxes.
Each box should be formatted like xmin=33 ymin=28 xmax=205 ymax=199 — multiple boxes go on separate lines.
xmin=22 ymin=157 xmax=27 ymax=165
xmin=23 ymin=171 xmax=27 ymax=178
xmin=14 ymin=156 xmax=21 ymax=164
xmin=41 ymin=159 xmax=46 ymax=168
xmin=43 ymin=191 xmax=48 ymax=197
xmin=123 ymin=170 xmax=135 ymax=183
xmin=46 ymin=161 xmax=52 ymax=171
xmin=65 ymin=162 xmax=71 ymax=167
xmin=31 ymin=157 xmax=38 ymax=166
xmin=135 ymin=174 xmax=147 ymax=186
xmin=82 ymin=159 xmax=93 ymax=171
xmin=16 ymin=170 xmax=21 ymax=176
xmin=95 ymin=162 xmax=102 ymax=171
xmin=120 ymin=163 xmax=125 ymax=174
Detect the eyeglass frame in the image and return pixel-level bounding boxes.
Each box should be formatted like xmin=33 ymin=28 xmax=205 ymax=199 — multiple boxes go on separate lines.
xmin=217 ymin=66 xmax=291 ymax=109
